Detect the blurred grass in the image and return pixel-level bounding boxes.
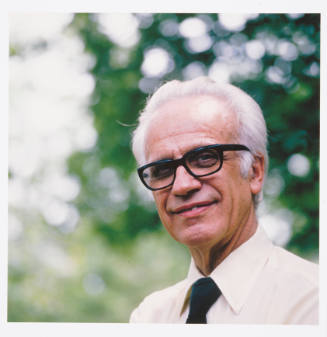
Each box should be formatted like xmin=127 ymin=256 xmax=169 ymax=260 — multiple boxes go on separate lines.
xmin=8 ymin=220 xmax=188 ymax=322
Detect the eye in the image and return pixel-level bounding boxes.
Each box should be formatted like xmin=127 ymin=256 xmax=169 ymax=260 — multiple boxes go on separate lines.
xmin=150 ymin=163 xmax=174 ymax=179
xmin=188 ymin=149 xmax=219 ymax=168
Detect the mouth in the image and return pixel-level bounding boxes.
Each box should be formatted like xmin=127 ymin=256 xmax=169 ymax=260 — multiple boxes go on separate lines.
xmin=172 ymin=201 xmax=217 ymax=216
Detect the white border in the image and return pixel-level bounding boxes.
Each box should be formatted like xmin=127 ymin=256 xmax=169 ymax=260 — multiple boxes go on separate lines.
xmin=3 ymin=0 xmax=327 ymax=13
xmin=2 ymin=2 xmax=326 ymax=337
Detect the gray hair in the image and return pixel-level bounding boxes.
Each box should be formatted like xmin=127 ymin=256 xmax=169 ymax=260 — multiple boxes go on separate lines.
xmin=132 ymin=76 xmax=268 ymax=207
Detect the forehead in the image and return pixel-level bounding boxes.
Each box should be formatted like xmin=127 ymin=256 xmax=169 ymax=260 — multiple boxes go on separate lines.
xmin=145 ymin=94 xmax=238 ymax=161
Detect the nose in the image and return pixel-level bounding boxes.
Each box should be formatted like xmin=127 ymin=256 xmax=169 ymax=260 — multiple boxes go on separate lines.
xmin=171 ymin=165 xmax=202 ymax=196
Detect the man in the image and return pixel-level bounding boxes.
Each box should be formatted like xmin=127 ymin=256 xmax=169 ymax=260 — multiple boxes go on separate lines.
xmin=129 ymin=77 xmax=318 ymax=324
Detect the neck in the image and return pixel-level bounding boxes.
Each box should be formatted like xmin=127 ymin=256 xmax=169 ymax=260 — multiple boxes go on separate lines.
xmin=189 ymin=212 xmax=258 ymax=276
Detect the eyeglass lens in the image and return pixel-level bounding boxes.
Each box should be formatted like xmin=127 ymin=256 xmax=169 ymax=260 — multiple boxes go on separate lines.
xmin=142 ymin=148 xmax=222 ymax=190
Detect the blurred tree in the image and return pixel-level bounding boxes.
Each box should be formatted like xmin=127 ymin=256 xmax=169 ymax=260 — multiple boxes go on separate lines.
xmin=68 ymin=13 xmax=319 ymax=257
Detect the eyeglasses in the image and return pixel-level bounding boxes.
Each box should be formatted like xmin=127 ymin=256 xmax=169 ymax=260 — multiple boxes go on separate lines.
xmin=137 ymin=144 xmax=250 ymax=191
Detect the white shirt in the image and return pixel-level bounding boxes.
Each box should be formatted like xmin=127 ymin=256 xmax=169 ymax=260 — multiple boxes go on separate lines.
xmin=129 ymin=226 xmax=318 ymax=324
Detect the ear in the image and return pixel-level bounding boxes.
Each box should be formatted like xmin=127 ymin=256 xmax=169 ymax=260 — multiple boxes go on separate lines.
xmin=249 ymin=155 xmax=265 ymax=196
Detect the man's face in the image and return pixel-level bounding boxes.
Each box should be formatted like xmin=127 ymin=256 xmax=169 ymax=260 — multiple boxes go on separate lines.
xmin=145 ymin=95 xmax=261 ymax=252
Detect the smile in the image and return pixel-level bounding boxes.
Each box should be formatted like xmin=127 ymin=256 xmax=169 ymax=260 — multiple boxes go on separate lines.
xmin=172 ymin=201 xmax=217 ymax=216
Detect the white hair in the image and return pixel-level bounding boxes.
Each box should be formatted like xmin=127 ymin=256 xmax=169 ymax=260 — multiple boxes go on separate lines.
xmin=132 ymin=76 xmax=268 ymax=207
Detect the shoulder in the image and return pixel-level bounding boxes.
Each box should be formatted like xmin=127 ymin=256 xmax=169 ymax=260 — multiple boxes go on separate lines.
xmin=265 ymin=246 xmax=319 ymax=323
xmin=129 ymin=279 xmax=187 ymax=323
xmin=269 ymin=245 xmax=318 ymax=286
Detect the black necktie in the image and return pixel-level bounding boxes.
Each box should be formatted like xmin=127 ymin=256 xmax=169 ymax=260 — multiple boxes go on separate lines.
xmin=186 ymin=277 xmax=221 ymax=324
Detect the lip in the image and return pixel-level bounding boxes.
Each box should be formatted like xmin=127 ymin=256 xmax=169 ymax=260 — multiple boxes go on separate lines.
xmin=171 ymin=201 xmax=217 ymax=217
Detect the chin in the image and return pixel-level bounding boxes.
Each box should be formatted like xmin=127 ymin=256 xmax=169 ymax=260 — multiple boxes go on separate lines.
xmin=178 ymin=224 xmax=222 ymax=248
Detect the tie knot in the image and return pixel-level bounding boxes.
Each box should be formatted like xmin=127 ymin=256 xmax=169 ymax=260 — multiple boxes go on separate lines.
xmin=186 ymin=277 xmax=221 ymax=324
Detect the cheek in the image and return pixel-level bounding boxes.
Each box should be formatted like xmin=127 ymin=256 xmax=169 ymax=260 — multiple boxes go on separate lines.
xmin=229 ymin=180 xmax=253 ymax=220
xmin=153 ymin=193 xmax=169 ymax=220
xmin=216 ymin=173 xmax=251 ymax=211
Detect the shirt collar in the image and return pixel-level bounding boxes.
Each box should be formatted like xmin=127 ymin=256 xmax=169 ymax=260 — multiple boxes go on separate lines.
xmin=180 ymin=226 xmax=274 ymax=315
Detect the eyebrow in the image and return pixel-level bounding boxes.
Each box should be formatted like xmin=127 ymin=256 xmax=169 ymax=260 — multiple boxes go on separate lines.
xmin=147 ymin=143 xmax=217 ymax=163
xmin=147 ymin=154 xmax=174 ymax=164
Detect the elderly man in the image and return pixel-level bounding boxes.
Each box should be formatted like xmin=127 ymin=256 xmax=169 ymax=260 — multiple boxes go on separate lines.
xmin=129 ymin=77 xmax=318 ymax=324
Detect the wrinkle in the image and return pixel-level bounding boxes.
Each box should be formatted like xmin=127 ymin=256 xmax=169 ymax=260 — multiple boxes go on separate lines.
xmin=189 ymin=207 xmax=258 ymax=275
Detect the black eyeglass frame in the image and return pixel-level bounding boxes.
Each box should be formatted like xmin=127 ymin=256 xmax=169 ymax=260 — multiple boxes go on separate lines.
xmin=137 ymin=144 xmax=251 ymax=191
